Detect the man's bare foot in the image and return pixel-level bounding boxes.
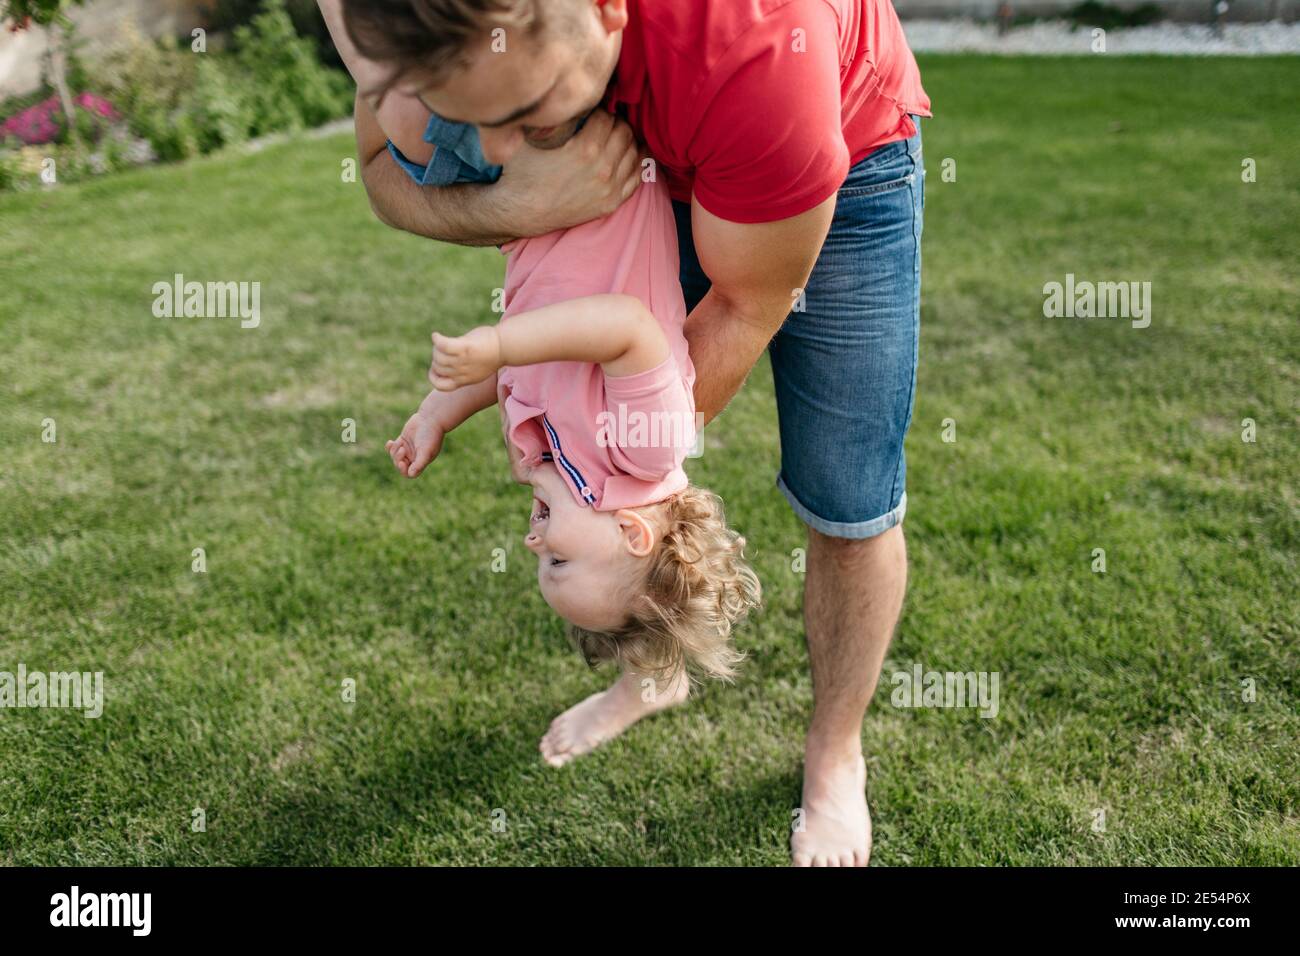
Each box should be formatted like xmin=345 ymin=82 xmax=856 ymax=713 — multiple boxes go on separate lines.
xmin=791 ymin=746 xmax=871 ymax=867
xmin=539 ymin=670 xmax=689 ymax=768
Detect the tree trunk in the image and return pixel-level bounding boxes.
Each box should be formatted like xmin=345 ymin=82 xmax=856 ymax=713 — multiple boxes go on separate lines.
xmin=47 ymin=21 xmax=82 ymax=152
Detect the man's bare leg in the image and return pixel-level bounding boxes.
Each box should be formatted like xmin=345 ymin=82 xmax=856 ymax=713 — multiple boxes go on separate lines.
xmin=792 ymin=524 xmax=907 ymax=866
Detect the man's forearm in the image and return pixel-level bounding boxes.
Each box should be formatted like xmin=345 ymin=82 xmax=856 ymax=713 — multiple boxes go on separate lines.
xmin=361 ymin=151 xmax=518 ymax=247
xmin=685 ymin=194 xmax=836 ymax=425
xmin=685 ymin=288 xmax=787 ymax=425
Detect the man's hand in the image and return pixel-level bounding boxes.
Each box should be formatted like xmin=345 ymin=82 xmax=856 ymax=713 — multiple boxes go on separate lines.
xmin=430 ymin=327 xmax=503 ymax=390
xmin=495 ymin=110 xmax=643 ymax=236
xmin=386 ymin=410 xmax=446 ymax=478
xmin=352 ymin=97 xmax=645 ymax=246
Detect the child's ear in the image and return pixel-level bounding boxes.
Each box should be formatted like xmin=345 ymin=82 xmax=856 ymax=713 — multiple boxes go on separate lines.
xmin=614 ymin=509 xmax=656 ymax=557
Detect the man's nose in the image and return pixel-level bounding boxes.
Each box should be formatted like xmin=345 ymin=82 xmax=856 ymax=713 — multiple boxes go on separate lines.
xmin=478 ymin=127 xmax=521 ymax=166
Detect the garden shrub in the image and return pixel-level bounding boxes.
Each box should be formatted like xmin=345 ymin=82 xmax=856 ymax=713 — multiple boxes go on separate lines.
xmin=191 ymin=56 xmax=255 ymax=152
xmin=230 ymin=0 xmax=352 ymax=136
xmin=0 ymin=0 xmax=351 ymax=191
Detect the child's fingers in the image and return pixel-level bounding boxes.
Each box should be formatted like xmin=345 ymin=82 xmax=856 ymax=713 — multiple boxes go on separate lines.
xmin=408 ymin=444 xmax=434 ymax=478
xmin=430 ymin=356 xmax=460 ymax=383
xmin=431 ymin=374 xmax=458 ymax=391
xmin=432 ymin=332 xmax=463 ymax=355
xmin=389 ymin=438 xmax=411 ymax=471
xmin=434 ymin=346 xmax=468 ymax=371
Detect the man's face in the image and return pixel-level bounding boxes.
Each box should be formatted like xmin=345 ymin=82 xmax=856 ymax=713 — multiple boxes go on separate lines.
xmin=409 ymin=3 xmax=624 ymax=166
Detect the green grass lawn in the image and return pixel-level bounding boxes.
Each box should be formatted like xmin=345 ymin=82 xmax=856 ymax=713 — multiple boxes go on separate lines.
xmin=1 ymin=55 xmax=1297 ymax=866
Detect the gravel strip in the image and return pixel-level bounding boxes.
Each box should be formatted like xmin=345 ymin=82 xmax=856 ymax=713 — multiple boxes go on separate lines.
xmin=902 ymin=19 xmax=1300 ymax=54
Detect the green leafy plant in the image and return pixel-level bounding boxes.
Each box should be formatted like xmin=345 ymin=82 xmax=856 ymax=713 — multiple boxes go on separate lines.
xmin=190 ymin=56 xmax=254 ymax=153
xmin=89 ymin=0 xmax=348 ymax=159
xmin=0 ymin=141 xmax=24 ymax=191
xmin=230 ymin=0 xmax=351 ymax=136
xmin=203 ymin=0 xmax=345 ymax=70
xmin=2 ymin=0 xmax=351 ymax=188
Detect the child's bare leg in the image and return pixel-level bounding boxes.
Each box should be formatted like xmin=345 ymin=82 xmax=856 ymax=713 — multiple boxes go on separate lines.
xmin=540 ymin=668 xmax=689 ymax=768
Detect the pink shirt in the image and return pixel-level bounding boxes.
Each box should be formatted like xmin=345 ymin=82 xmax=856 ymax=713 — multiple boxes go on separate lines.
xmin=497 ymin=177 xmax=697 ymax=511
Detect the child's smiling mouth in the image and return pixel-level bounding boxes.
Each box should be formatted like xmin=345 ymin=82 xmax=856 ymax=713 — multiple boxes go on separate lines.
xmin=531 ymin=496 xmax=550 ymax=524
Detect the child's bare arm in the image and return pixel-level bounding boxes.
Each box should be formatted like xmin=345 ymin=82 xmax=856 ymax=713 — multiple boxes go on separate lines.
xmin=386 ymin=374 xmax=498 ymax=478
xmin=497 ymin=294 xmax=669 ymax=375
xmin=419 ymin=373 xmax=499 ymax=431
xmin=429 ymin=294 xmax=670 ymax=391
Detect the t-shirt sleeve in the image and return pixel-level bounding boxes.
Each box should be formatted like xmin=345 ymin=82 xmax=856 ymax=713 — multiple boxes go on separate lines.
xmin=601 ymin=355 xmax=696 ymax=481
xmin=688 ymin=0 xmax=850 ymax=224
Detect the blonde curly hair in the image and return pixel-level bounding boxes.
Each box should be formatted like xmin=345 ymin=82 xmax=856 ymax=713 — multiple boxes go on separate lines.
xmin=566 ymin=486 xmax=761 ymax=684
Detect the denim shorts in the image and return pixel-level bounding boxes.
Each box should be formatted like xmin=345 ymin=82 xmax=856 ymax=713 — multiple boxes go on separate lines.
xmin=674 ymin=120 xmax=924 ymax=539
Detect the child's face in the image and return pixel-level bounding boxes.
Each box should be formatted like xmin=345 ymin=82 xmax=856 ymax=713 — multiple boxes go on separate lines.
xmin=524 ymin=462 xmax=653 ymax=632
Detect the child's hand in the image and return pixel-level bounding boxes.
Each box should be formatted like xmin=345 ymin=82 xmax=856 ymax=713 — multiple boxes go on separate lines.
xmin=386 ymin=410 xmax=445 ymax=478
xmin=430 ymin=327 xmax=503 ymax=391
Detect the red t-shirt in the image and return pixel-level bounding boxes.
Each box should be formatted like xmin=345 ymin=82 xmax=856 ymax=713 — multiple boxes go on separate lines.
xmin=607 ymin=0 xmax=931 ymax=224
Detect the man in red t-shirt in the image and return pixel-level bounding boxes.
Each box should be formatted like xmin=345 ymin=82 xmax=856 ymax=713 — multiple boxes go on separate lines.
xmin=322 ymin=0 xmax=930 ymax=866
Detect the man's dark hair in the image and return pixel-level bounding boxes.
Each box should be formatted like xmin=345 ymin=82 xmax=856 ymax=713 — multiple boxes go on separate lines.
xmin=342 ymin=0 xmax=544 ymax=97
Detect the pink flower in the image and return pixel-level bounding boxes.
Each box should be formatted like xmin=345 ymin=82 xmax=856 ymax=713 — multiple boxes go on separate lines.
xmin=74 ymin=92 xmax=120 ymax=121
xmin=1 ymin=93 xmax=121 ymax=145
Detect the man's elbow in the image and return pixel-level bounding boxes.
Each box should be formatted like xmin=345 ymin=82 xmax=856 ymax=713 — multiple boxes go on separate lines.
xmin=359 ymin=155 xmax=399 ymax=228
xmin=369 ymin=202 xmax=397 ymax=230
xmin=706 ymin=282 xmax=796 ymax=336
xmin=360 ymin=187 xmax=395 ymax=229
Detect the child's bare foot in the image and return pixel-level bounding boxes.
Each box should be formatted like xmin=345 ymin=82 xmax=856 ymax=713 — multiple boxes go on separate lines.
xmin=791 ymin=746 xmax=872 ymax=867
xmin=540 ymin=670 xmax=689 ymax=768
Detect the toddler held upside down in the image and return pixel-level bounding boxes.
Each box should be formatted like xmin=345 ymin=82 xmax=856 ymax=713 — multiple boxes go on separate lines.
xmin=386 ymin=176 xmax=760 ymax=762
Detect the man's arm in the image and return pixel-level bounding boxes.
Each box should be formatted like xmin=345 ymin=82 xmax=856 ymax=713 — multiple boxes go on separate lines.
xmin=429 ymin=294 xmax=669 ymax=390
xmin=323 ymin=0 xmax=641 ymax=245
xmin=354 ymin=95 xmax=517 ymax=246
xmin=328 ymin=0 xmax=512 ymax=242
xmin=684 ymin=196 xmax=836 ymax=424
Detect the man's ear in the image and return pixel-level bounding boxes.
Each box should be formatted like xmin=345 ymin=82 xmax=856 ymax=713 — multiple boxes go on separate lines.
xmin=615 ymin=509 xmax=656 ymax=557
xmin=596 ymin=0 xmax=629 ymax=34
